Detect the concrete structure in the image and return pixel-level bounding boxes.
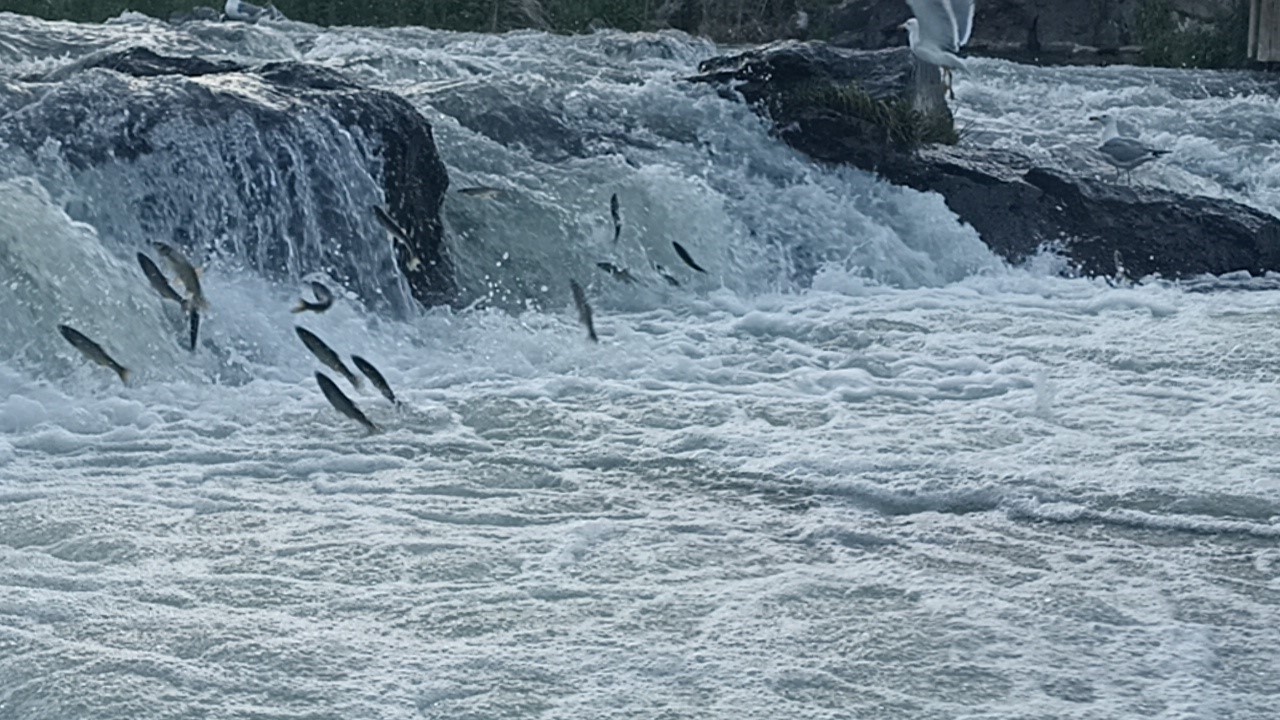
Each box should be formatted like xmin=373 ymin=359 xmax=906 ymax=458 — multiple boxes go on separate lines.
xmin=1250 ymin=0 xmax=1280 ymax=60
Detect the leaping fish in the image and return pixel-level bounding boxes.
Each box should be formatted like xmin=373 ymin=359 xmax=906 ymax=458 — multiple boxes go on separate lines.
xmin=671 ymin=241 xmax=707 ymax=274
xmin=152 ymin=242 xmax=209 ymax=310
xmin=58 ymin=324 xmax=130 ymax=384
xmin=187 ymin=308 xmax=200 ymax=352
xmin=292 ymin=281 xmax=334 ymax=314
xmin=315 ymin=372 xmax=380 ymax=433
xmin=372 ymin=205 xmax=422 ymax=271
xmin=352 ymin=355 xmax=400 ymax=407
xmin=457 ymin=186 xmax=505 ymax=199
xmin=610 ymin=192 xmax=621 ymax=243
xmin=295 ymin=326 xmax=362 ymax=389
xmin=596 ymin=261 xmax=637 ymax=284
xmin=136 ymin=252 xmax=187 ymax=310
xmin=653 ymin=263 xmax=681 ymax=287
xmin=569 ymin=279 xmax=599 ymax=343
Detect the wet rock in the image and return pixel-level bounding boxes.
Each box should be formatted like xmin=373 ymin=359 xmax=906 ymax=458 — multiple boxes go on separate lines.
xmin=881 ymin=147 xmax=1280 ymax=279
xmin=693 ymin=41 xmax=1280 ymax=280
xmin=2 ymin=48 xmax=454 ymax=309
xmin=687 ymin=41 xmax=953 ymax=168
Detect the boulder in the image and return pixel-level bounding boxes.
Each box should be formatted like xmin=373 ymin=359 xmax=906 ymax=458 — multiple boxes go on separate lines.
xmin=2 ymin=47 xmax=454 ymax=310
xmin=881 ymin=147 xmax=1280 ymax=278
xmin=688 ymin=41 xmax=954 ymax=169
xmin=692 ymin=41 xmax=1280 ymax=280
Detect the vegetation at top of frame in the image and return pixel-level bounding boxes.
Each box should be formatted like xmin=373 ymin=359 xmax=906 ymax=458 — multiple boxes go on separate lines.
xmin=1135 ymin=0 xmax=1251 ymax=68
xmin=5 ymin=0 xmax=848 ymax=40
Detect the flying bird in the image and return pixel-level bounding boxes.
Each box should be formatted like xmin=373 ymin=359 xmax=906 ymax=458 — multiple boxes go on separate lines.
xmin=901 ymin=0 xmax=975 ymax=99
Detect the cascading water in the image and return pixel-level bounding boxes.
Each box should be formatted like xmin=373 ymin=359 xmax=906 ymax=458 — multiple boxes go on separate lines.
xmin=0 ymin=11 xmax=1277 ymax=720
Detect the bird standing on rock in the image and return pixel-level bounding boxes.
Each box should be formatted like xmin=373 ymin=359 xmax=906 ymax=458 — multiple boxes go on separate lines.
xmin=1089 ymin=114 xmax=1171 ymax=183
xmin=901 ymin=0 xmax=975 ymax=100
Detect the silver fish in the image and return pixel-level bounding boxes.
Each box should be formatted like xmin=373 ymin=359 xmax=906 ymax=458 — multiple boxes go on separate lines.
xmin=596 ymin=261 xmax=637 ymax=284
xmin=351 ymin=355 xmax=399 ymax=407
xmin=372 ymin=205 xmax=422 ymax=271
xmin=315 ymin=372 xmax=379 ymax=433
xmin=372 ymin=205 xmax=408 ymax=242
xmin=187 ymin=309 xmax=200 ymax=352
xmin=295 ymin=326 xmax=361 ymax=389
xmin=569 ymin=279 xmax=598 ymax=343
xmin=153 ymin=242 xmax=208 ymax=310
xmin=58 ymin=324 xmax=130 ymax=384
xmin=136 ymin=252 xmax=187 ymax=310
xmin=653 ymin=263 xmax=681 ymax=287
xmin=610 ymin=192 xmax=621 ymax=243
xmin=457 ymin=186 xmax=504 ymax=199
xmin=672 ymin=241 xmax=707 ymax=274
xmin=292 ymin=281 xmax=334 ymax=314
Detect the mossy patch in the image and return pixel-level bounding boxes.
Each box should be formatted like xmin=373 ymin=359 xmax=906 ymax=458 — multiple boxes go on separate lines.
xmin=1136 ymin=0 xmax=1251 ymax=68
xmin=769 ymin=81 xmax=957 ymax=151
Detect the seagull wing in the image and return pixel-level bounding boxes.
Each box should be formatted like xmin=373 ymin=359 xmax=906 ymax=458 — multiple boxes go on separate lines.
xmin=953 ymin=0 xmax=976 ymax=47
xmin=906 ymin=0 xmax=962 ymax=52
xmin=1099 ymin=137 xmax=1166 ymax=167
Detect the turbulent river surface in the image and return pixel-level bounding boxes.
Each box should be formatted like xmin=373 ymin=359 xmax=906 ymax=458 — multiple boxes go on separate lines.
xmin=1 ymin=11 xmax=1279 ymax=720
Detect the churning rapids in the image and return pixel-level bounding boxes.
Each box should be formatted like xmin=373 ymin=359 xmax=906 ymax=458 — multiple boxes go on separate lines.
xmin=1 ymin=10 xmax=1279 ymax=720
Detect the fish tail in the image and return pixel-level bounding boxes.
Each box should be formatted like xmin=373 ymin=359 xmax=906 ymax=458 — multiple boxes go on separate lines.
xmin=188 ymin=311 xmax=199 ymax=352
xmin=346 ymin=370 xmax=363 ymax=389
xmin=116 ymin=366 xmax=131 ymax=385
xmin=291 ymin=301 xmax=308 ymax=314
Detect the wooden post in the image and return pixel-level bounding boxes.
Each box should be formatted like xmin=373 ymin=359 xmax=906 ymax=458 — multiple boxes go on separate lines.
xmin=1255 ymin=0 xmax=1280 ymax=62
xmin=911 ymin=59 xmax=948 ymax=117
xmin=1249 ymin=0 xmax=1260 ymax=59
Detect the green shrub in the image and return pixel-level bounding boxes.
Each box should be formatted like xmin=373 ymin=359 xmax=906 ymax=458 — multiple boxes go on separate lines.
xmin=3 ymin=0 xmax=850 ymax=40
xmin=772 ymin=81 xmax=958 ymax=151
xmin=1136 ymin=0 xmax=1250 ymax=68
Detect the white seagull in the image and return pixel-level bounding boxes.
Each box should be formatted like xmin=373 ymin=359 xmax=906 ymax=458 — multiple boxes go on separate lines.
xmin=1089 ymin=114 xmax=1171 ymax=183
xmin=900 ymin=0 xmax=975 ymax=99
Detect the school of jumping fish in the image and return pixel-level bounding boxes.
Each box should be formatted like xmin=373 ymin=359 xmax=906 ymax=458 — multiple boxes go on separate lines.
xmin=57 ymin=194 xmax=711 ymax=433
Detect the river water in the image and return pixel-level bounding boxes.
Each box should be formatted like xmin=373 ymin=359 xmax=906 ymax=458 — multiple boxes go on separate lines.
xmin=0 ymin=11 xmax=1277 ymax=719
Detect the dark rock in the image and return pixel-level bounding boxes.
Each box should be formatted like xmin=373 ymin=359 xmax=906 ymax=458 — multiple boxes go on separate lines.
xmin=168 ymin=6 xmax=222 ymax=24
xmin=29 ymin=46 xmax=241 ymax=82
xmin=691 ymin=40 xmax=915 ymax=105
xmin=2 ymin=48 xmax=454 ymax=309
xmin=881 ymin=147 xmax=1280 ymax=279
xmin=687 ymin=41 xmax=951 ymax=168
xmin=826 ymin=0 xmax=914 ymax=50
xmin=692 ymin=41 xmax=1280 ymax=280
